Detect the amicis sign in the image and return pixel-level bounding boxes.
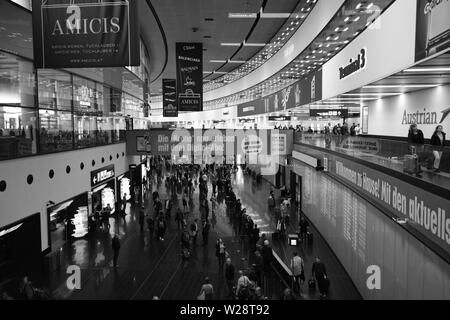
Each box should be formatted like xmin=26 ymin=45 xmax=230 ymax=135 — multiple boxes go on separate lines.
xmin=32 ymin=0 xmax=140 ymax=68
xmin=51 ymin=4 xmax=121 ymax=35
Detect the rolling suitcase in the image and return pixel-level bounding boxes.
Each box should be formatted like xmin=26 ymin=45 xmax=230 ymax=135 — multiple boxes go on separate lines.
xmin=403 ymin=154 xmax=419 ymax=175
xmin=306 ymin=232 xmax=313 ymax=246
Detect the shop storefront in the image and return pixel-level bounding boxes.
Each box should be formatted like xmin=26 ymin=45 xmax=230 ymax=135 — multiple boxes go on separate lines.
xmin=91 ymin=165 xmax=116 ymax=215
xmin=116 ymin=171 xmax=131 ymax=202
xmin=47 ymin=193 xmax=89 ymax=251
xmin=0 ymin=213 xmax=42 ymax=286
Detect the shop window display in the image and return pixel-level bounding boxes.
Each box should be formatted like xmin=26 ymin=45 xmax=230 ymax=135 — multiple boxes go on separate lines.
xmin=38 ymin=69 xmax=72 ymax=111
xmin=0 ymin=106 xmax=37 ymax=159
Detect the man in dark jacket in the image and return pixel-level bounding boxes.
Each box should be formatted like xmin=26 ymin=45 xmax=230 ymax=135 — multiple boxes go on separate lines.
xmin=312 ymin=257 xmax=329 ymax=298
xmin=112 ymin=235 xmax=121 ymax=268
xmin=202 ymin=220 xmax=211 ymax=245
xmin=224 ymin=258 xmax=235 ymax=298
xmin=139 ymin=207 xmax=145 ymax=232
xmin=261 ymin=240 xmax=273 ymax=274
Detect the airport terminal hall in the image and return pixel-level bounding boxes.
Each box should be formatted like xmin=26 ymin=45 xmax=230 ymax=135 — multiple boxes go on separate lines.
xmin=1 ymin=0 xmax=450 ymax=306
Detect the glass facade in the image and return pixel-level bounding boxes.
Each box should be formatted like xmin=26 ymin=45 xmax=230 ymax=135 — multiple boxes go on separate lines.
xmin=0 ymin=50 xmax=149 ymax=160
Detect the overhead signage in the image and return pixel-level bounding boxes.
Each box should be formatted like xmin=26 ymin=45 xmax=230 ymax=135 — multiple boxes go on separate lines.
xmin=237 ymin=69 xmax=322 ymax=117
xmin=339 ymin=49 xmax=366 ymax=80
xmin=329 ymin=156 xmax=450 ymax=254
xmin=91 ymin=165 xmax=115 ymax=188
xmin=415 ymin=0 xmax=450 ymax=62
xmin=126 ymin=129 xmax=294 ymax=161
xmin=310 ymin=109 xmax=349 ymax=118
xmin=176 ymin=43 xmax=203 ymax=112
xmin=32 ymin=0 xmax=140 ymax=69
xmin=163 ymin=79 xmax=178 ymax=117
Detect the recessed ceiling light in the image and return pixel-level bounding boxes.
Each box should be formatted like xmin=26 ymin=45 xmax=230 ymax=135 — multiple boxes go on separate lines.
xmin=363 ymin=84 xmax=439 ymax=89
xmin=228 ymin=13 xmax=257 ymax=18
xmin=404 ymin=67 xmax=450 ymax=72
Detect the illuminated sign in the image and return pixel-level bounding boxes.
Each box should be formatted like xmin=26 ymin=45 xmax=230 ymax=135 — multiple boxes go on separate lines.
xmin=91 ymin=165 xmax=115 ymax=187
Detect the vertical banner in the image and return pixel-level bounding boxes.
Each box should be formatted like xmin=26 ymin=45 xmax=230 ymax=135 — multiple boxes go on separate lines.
xmin=415 ymin=0 xmax=450 ymax=62
xmin=176 ymin=43 xmax=203 ymax=112
xmin=32 ymin=0 xmax=140 ymax=68
xmin=163 ymin=79 xmax=178 ymax=117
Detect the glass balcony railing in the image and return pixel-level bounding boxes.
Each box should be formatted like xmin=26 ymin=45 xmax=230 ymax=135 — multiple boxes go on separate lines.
xmin=294 ymin=132 xmax=450 ymax=190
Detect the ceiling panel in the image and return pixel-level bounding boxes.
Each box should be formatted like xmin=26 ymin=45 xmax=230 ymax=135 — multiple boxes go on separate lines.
xmin=148 ymin=0 xmax=303 ymax=95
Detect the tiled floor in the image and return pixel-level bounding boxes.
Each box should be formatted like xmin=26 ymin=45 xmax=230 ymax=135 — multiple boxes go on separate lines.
xmin=45 ymin=167 xmax=361 ymax=300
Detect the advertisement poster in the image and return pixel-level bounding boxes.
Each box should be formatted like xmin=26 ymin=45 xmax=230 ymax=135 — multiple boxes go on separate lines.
xmin=32 ymin=0 xmax=140 ymax=68
xmin=136 ymin=136 xmax=152 ymax=152
xmin=237 ymin=69 xmax=322 ymax=117
xmin=415 ymin=0 xmax=450 ymax=62
xmin=163 ymin=79 xmax=178 ymax=117
xmin=176 ymin=43 xmax=203 ymax=112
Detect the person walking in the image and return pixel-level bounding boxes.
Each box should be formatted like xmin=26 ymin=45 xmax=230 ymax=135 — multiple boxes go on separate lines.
xmin=156 ymin=214 xmax=166 ymax=241
xmin=312 ymin=257 xmax=329 ymax=299
xmin=408 ymin=124 xmax=425 ymax=177
xmin=202 ymin=220 xmax=211 ymax=245
xmin=175 ymin=207 xmax=184 ymax=231
xmin=236 ymin=270 xmax=251 ymax=300
xmin=299 ymin=216 xmax=309 ymax=244
xmin=290 ymin=252 xmax=305 ymax=294
xmin=112 ymin=235 xmax=121 ymax=268
xmin=190 ymin=219 xmax=199 ymax=246
xmin=224 ymin=258 xmax=235 ymax=298
xmin=430 ymin=125 xmax=446 ymax=173
xmin=198 ymin=277 xmax=214 ymax=300
xmin=261 ymin=240 xmax=273 ymax=274
xmin=139 ymin=206 xmax=145 ymax=233
xmin=215 ymin=238 xmax=226 ymax=269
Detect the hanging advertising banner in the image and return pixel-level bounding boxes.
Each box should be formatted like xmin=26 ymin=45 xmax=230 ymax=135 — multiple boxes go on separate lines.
xmin=176 ymin=43 xmax=203 ymax=112
xmin=32 ymin=0 xmax=140 ymax=68
xmin=163 ymin=79 xmax=178 ymax=117
xmin=237 ymin=69 xmax=322 ymax=117
xmin=415 ymin=0 xmax=450 ymax=62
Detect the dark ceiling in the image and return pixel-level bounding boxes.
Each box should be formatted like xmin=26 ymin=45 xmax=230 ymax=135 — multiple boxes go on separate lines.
xmin=145 ymin=0 xmax=301 ymax=96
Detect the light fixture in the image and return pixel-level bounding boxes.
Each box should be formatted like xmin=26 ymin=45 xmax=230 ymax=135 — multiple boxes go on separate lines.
xmin=363 ymin=84 xmax=439 ymax=88
xmin=228 ymin=13 xmax=257 ymax=18
xmin=404 ymin=67 xmax=450 ymax=72
xmin=261 ymin=13 xmax=292 ymax=18
xmin=220 ymin=43 xmax=241 ymax=46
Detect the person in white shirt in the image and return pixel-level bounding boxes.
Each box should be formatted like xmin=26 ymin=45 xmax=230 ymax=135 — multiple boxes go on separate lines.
xmin=290 ymin=252 xmax=305 ymax=294
xmin=236 ymin=270 xmax=252 ymax=299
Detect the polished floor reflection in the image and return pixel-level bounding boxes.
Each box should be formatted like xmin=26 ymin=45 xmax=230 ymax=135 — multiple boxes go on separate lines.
xmin=46 ymin=167 xmax=361 ymax=300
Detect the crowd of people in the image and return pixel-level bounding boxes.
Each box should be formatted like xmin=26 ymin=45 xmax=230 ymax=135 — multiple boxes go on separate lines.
xmin=1 ymin=155 xmax=329 ymax=300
